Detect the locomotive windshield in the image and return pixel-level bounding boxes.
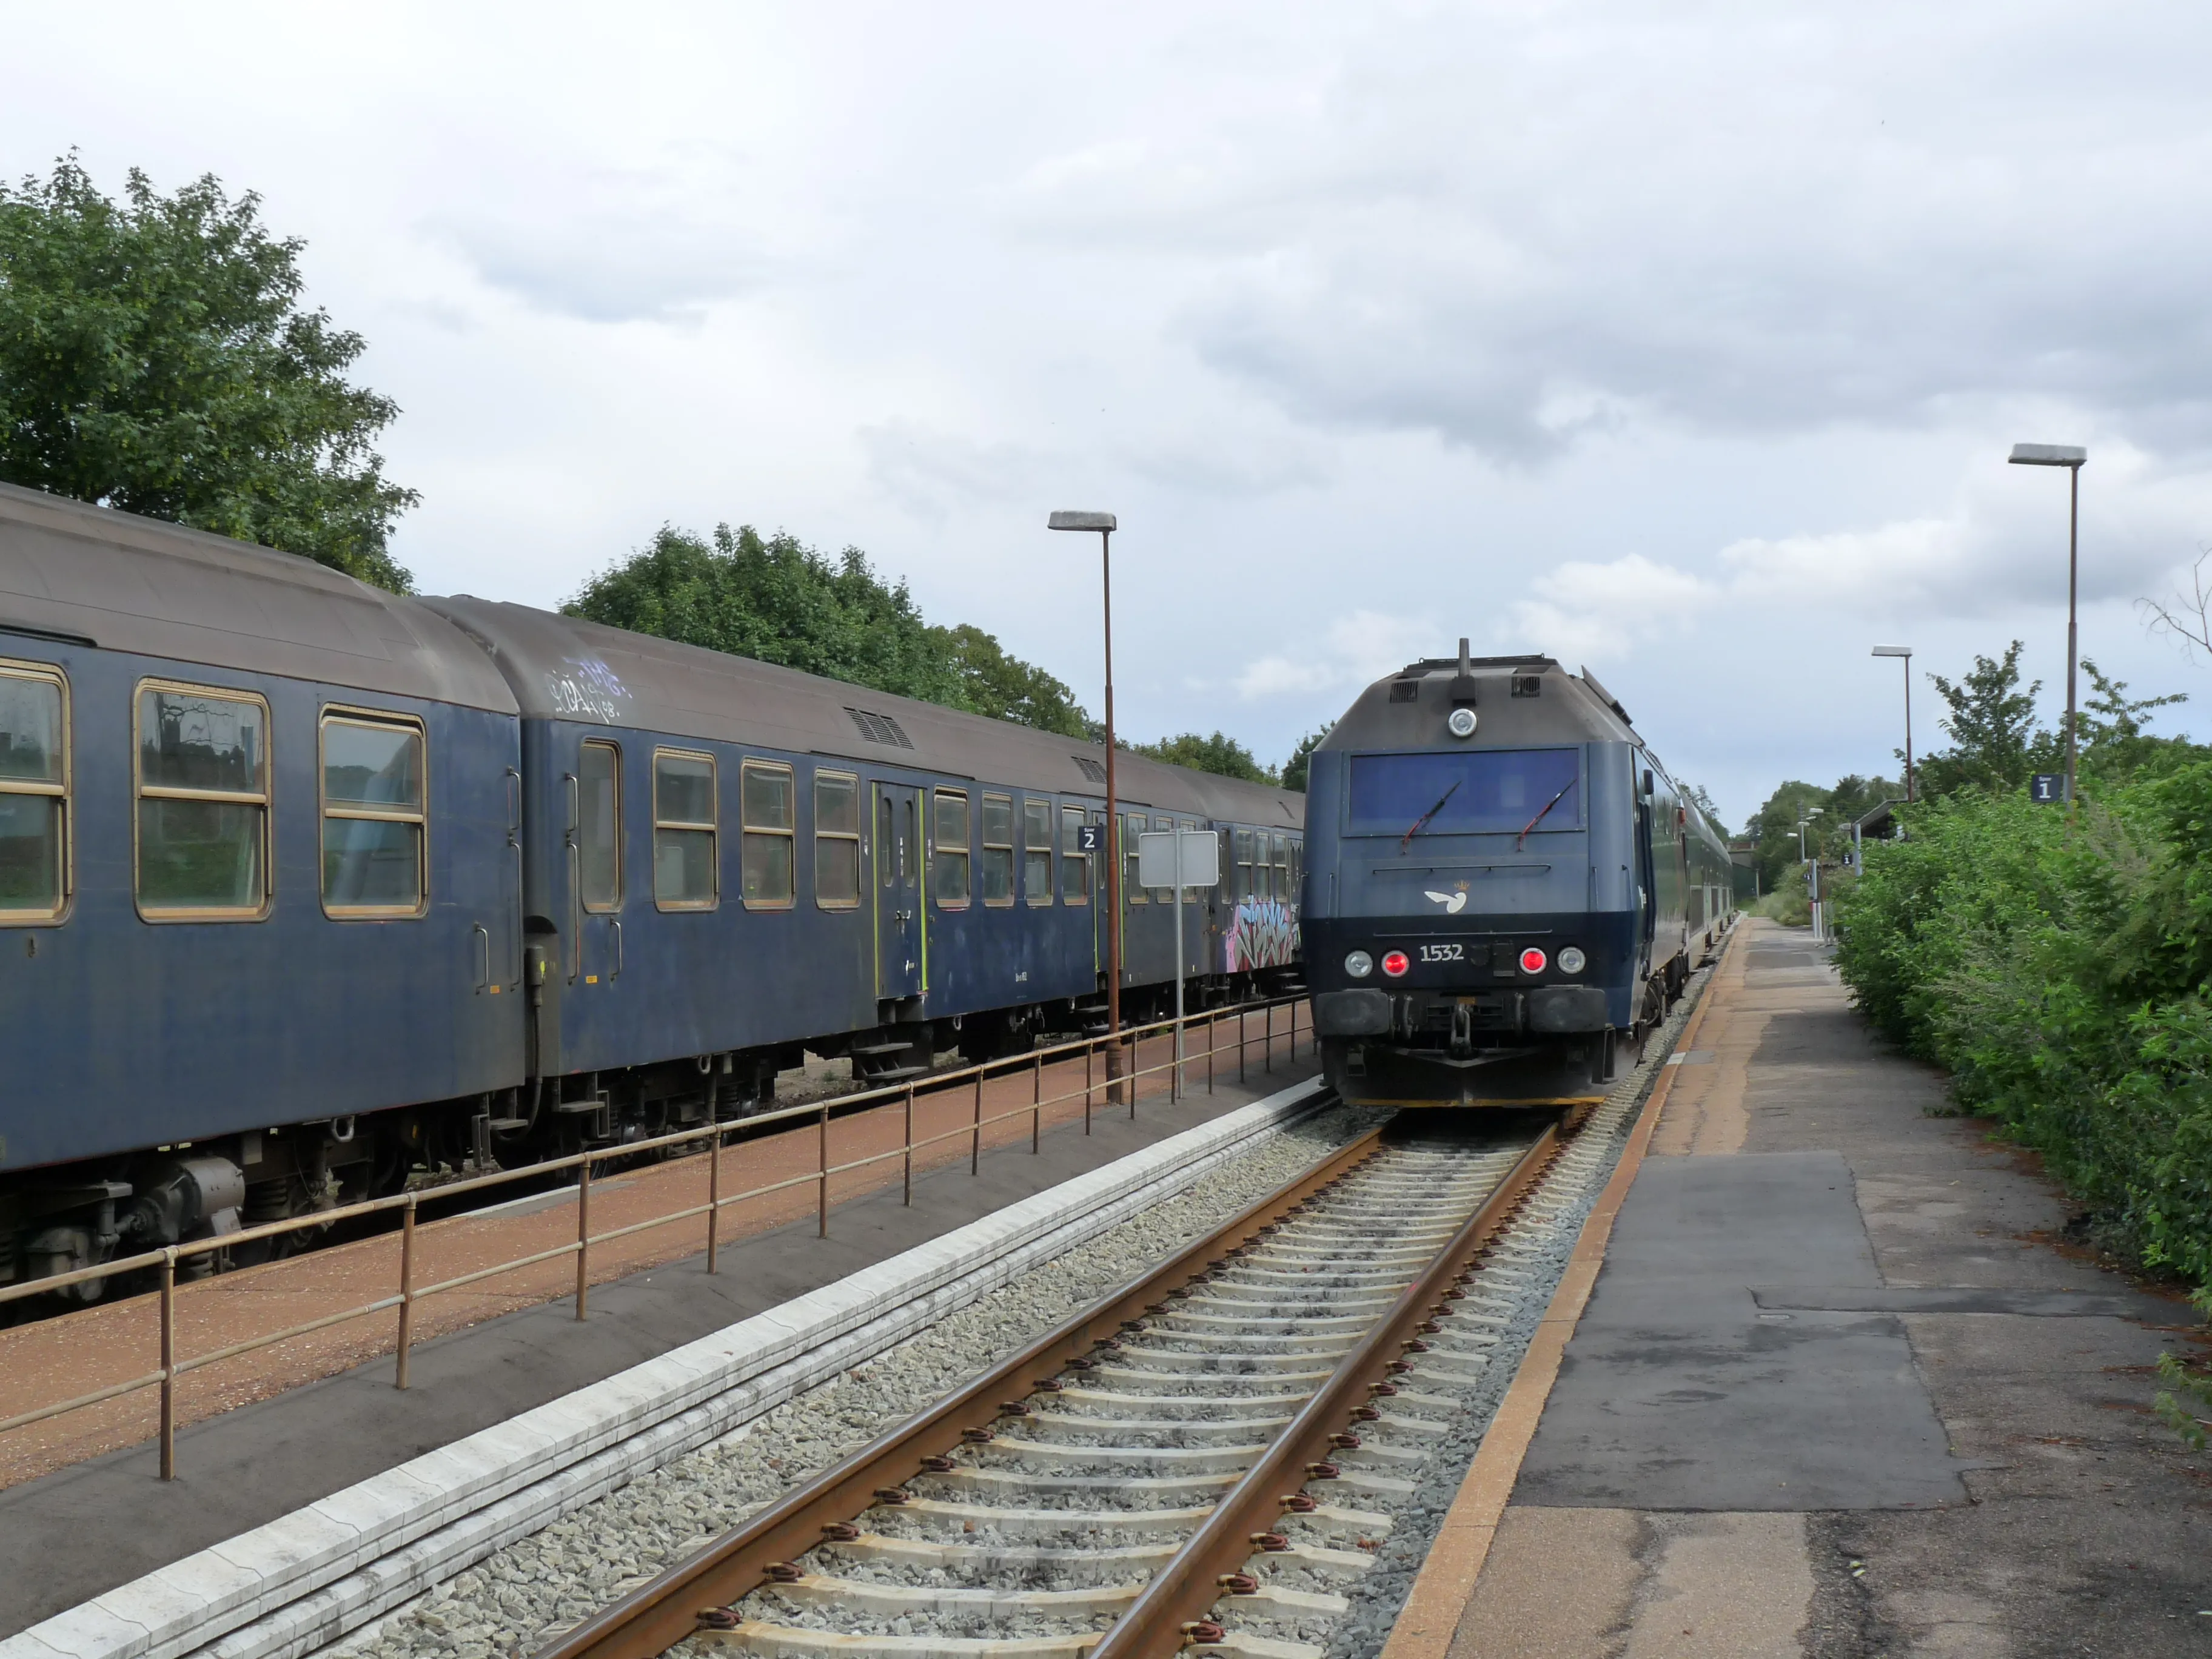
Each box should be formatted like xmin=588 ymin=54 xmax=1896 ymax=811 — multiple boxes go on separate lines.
xmin=1347 ymin=748 xmax=1583 ymax=837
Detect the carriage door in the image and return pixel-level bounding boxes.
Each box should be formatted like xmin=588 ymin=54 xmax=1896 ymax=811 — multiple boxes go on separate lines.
xmin=875 ymin=783 xmax=923 ymax=999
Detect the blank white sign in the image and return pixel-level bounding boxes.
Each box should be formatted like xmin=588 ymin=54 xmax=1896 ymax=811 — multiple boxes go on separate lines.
xmin=1138 ymin=829 xmax=1221 ymax=890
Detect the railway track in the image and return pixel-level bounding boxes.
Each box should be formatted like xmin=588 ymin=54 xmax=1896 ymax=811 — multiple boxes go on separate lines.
xmin=533 ymin=1116 xmax=1563 ymax=1659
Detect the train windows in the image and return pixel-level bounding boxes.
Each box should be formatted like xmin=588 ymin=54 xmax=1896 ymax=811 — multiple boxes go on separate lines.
xmin=0 ymin=663 xmax=67 ymax=920
xmin=1233 ymin=828 xmax=1253 ymax=901
xmin=814 ymin=771 xmax=860 ymax=908
xmin=934 ymin=789 xmax=971 ymax=908
xmin=1059 ymin=804 xmax=1089 ymax=904
xmin=577 ymin=740 xmax=622 ymax=911
xmin=980 ymin=793 xmax=1014 ymax=905
xmin=1346 ymin=749 xmax=1582 ymax=836
xmin=1124 ymin=811 xmax=1146 ymax=902
xmin=742 ymin=760 xmax=796 ymax=907
xmin=652 ymin=749 xmax=718 ymax=910
xmin=880 ymin=795 xmax=896 ymax=889
xmin=321 ymin=711 xmax=427 ymax=917
xmin=1022 ymin=797 xmax=1053 ymax=905
xmin=1273 ymin=833 xmax=1290 ymax=902
xmin=1150 ymin=814 xmax=1174 ymax=902
xmin=135 ymin=682 xmax=271 ymax=920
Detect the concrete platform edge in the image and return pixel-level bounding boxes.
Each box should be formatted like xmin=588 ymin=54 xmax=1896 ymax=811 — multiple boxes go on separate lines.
xmin=4 ymin=1078 xmax=1328 ymax=1659
xmin=1376 ymin=931 xmax=1738 ymax=1659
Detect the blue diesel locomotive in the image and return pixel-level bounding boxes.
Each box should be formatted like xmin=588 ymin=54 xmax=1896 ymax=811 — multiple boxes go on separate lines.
xmin=0 ymin=485 xmax=1304 ymax=1296
xmin=1301 ymin=646 xmax=1732 ymax=1109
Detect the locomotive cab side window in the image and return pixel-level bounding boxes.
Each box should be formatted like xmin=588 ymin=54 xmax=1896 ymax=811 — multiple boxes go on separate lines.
xmin=1059 ymin=803 xmax=1089 ymax=904
xmin=321 ymin=711 xmax=427 ymax=917
xmin=814 ymin=771 xmax=861 ymax=908
xmin=980 ymin=793 xmax=1013 ymax=905
xmin=933 ymin=789 xmax=971 ymax=908
xmin=577 ymin=740 xmax=622 ymax=911
xmin=652 ymin=749 xmax=717 ymax=910
xmin=136 ymin=681 xmax=271 ymax=920
xmin=0 ymin=662 xmax=68 ymax=920
xmin=1022 ymin=797 xmax=1053 ymax=905
xmin=741 ymin=760 xmax=796 ymax=907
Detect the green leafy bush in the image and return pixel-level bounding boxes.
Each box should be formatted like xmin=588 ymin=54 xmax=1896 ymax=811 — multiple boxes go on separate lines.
xmin=1834 ymin=760 xmax=2212 ymax=1289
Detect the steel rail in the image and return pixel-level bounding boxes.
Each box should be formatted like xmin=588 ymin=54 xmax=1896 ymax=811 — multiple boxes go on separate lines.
xmin=531 ymin=1114 xmax=1383 ymax=1659
xmin=1087 ymin=1123 xmax=1560 ymax=1659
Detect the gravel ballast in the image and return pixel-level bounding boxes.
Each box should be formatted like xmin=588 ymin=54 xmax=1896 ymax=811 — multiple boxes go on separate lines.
xmin=327 ymin=1105 xmax=1379 ymax=1659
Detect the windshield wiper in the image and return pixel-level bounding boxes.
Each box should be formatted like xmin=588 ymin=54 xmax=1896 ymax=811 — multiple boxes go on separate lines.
xmin=1399 ymin=780 xmax=1462 ymax=854
xmin=1516 ymin=778 xmax=1578 ymax=849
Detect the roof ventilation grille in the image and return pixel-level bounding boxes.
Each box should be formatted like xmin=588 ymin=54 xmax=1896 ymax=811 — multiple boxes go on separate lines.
xmin=845 ymin=707 xmax=915 ymax=749
xmin=1072 ymin=756 xmax=1107 ymax=783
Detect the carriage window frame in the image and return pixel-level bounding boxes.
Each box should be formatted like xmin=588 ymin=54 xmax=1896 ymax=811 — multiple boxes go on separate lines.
xmin=575 ymin=739 xmax=625 ymax=913
xmin=979 ymin=791 xmax=1014 ymax=907
xmin=1023 ymin=797 xmax=1054 ymax=907
xmin=814 ymin=769 xmax=862 ymax=911
xmin=740 ymin=758 xmax=797 ymax=910
xmin=319 ymin=707 xmax=429 ymax=920
xmin=1272 ymin=831 xmax=1291 ymax=902
xmin=933 ymin=788 xmax=972 ymax=910
xmin=0 ymin=660 xmax=70 ymax=923
xmin=651 ymin=747 xmax=719 ymax=912
xmin=1122 ymin=810 xmax=1147 ymax=903
xmin=134 ymin=677 xmax=273 ymax=923
xmin=1233 ymin=827 xmax=1255 ymax=902
xmin=1059 ymin=803 xmax=1090 ymax=905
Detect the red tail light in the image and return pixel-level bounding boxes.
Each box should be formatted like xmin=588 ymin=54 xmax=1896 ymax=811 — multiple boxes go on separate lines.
xmin=1519 ymin=947 xmax=1547 ymax=974
xmin=1381 ymin=950 xmax=1410 ymax=978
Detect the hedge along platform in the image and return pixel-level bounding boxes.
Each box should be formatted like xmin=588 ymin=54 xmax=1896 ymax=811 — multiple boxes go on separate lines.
xmin=3 ymin=1078 xmax=1330 ymax=1659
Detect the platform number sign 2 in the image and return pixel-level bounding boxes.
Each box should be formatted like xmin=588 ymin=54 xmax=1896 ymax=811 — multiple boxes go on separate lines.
xmin=1076 ymin=823 xmax=1104 ymax=853
xmin=2029 ymin=773 xmax=2065 ymax=805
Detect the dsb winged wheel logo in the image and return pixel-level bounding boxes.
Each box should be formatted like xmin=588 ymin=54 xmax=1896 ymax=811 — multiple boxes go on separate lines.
xmin=1423 ymin=890 xmax=1468 ymax=914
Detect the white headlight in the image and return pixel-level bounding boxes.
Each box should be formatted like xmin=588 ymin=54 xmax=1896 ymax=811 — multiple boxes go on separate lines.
xmin=1446 ymin=706 xmax=1478 ymax=738
xmin=1558 ymin=945 xmax=1587 ymax=974
xmin=1344 ymin=950 xmax=1374 ymax=978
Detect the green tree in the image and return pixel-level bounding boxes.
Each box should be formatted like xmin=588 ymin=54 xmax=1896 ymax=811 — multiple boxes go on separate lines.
xmin=1916 ymin=642 xmax=2057 ymax=799
xmin=568 ymin=523 xmax=1093 ymax=734
xmin=0 ymin=156 xmax=417 ymax=590
xmin=2077 ymin=658 xmax=2186 ymax=781
xmin=1130 ymin=731 xmax=1277 ymax=785
xmin=936 ymin=623 xmax=1088 ymax=738
xmin=1279 ymin=725 xmax=1332 ymax=793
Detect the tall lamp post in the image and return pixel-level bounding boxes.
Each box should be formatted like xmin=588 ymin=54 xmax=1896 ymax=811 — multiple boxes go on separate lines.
xmin=1048 ymin=511 xmax=1122 ymax=1093
xmin=2008 ymin=443 xmax=2088 ymax=804
xmin=1871 ymin=644 xmax=1914 ymax=802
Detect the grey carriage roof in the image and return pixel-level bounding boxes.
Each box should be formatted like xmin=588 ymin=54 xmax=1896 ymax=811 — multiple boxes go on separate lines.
xmin=0 ymin=482 xmax=519 ymax=714
xmin=420 ymin=597 xmax=1306 ymax=828
xmin=1316 ymin=654 xmax=1643 ymax=752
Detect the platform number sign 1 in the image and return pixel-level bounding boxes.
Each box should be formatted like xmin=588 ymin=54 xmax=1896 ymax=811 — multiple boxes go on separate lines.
xmin=1076 ymin=823 xmax=1104 ymax=853
xmin=2029 ymin=773 xmax=2066 ymax=805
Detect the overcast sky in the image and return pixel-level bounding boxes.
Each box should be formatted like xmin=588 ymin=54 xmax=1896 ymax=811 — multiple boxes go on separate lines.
xmin=7 ymin=0 xmax=2211 ymax=828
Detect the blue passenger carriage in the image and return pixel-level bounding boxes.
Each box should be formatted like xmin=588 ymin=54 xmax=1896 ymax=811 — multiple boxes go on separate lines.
xmin=0 ymin=487 xmax=1305 ymax=1296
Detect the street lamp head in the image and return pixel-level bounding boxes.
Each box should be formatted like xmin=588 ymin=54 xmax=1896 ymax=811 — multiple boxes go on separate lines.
xmin=1871 ymin=644 xmax=1912 ymax=659
xmin=1048 ymin=511 xmax=1117 ymax=532
xmin=2008 ymin=443 xmax=2086 ymax=468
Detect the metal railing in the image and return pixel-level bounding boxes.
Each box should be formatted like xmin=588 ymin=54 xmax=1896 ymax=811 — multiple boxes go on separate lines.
xmin=0 ymin=993 xmax=1311 ymax=1481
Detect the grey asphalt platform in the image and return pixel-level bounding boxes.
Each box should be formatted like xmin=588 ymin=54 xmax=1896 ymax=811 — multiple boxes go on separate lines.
xmin=0 ymin=1060 xmax=1316 ymax=1637
xmin=1441 ymin=922 xmax=2210 ymax=1658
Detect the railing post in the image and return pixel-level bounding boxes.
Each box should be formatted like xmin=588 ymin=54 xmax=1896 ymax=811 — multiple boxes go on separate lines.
xmin=1239 ymin=1006 xmax=1247 ymax=1085
xmin=706 ymin=1127 xmax=722 ymax=1275
xmin=158 ymin=1248 xmax=177 ymax=1481
xmin=818 ymin=1103 xmax=830 ymax=1238
xmin=1128 ymin=1030 xmax=1138 ymax=1120
xmin=1031 ymin=1051 xmax=1042 ymax=1153
xmin=1207 ymin=1008 xmax=1215 ymax=1094
xmin=1084 ymin=1042 xmax=1094 ymax=1136
xmin=903 ymin=1084 xmax=914 ymax=1205
xmin=575 ymin=1155 xmax=592 ymax=1321
xmin=395 ymin=1193 xmax=417 ymax=1390
xmin=1265 ymin=1003 xmax=1273 ymax=1073
xmin=971 ymin=1068 xmax=983 ymax=1175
